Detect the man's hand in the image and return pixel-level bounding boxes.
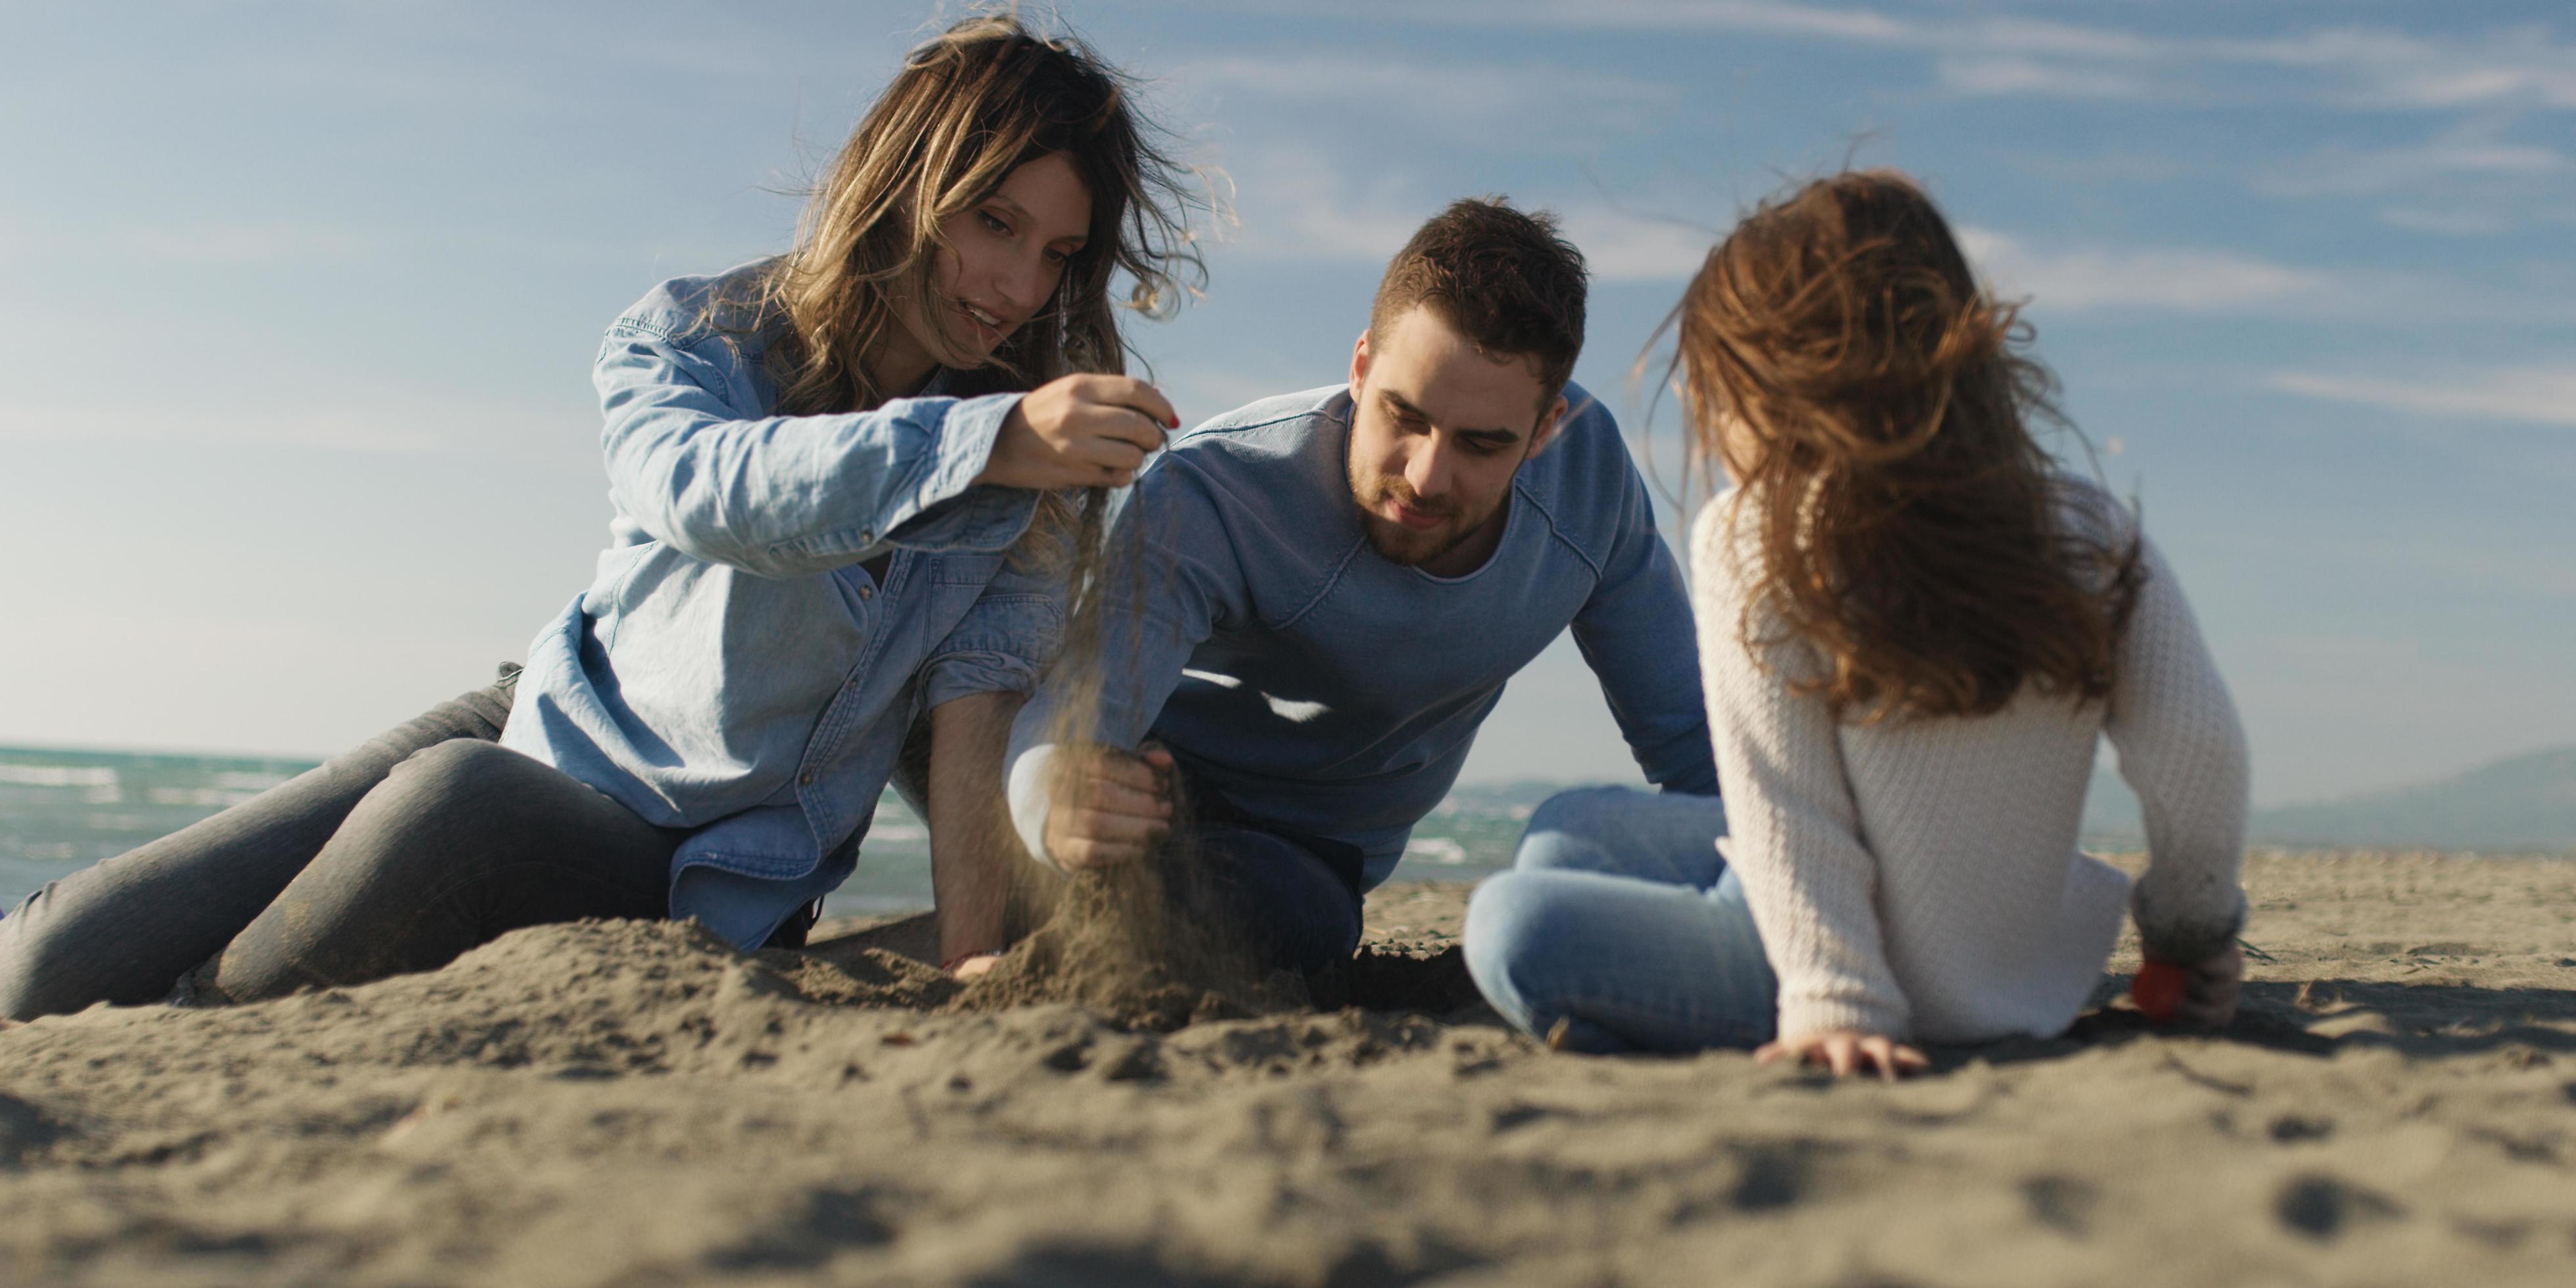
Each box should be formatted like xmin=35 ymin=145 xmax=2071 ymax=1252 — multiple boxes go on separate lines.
xmin=950 ymin=954 xmax=1005 ymax=981
xmin=1755 ymin=1029 xmax=1929 ymax=1082
xmin=977 ymin=374 xmax=1177 ymax=491
xmin=1043 ymin=745 xmax=1176 ymax=870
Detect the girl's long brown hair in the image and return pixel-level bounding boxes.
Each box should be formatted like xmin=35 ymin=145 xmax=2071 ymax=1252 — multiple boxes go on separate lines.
xmin=724 ymin=12 xmax=1212 ymax=559
xmin=1672 ymin=170 xmax=2140 ymax=725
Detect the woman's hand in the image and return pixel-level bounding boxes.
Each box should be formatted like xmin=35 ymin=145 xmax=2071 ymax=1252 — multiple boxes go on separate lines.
xmin=1756 ymin=1029 xmax=1929 ymax=1082
xmin=2171 ymin=942 xmax=2243 ymax=1029
xmin=1043 ymin=744 xmax=1175 ymax=870
xmin=950 ymin=954 xmax=1005 ymax=981
xmin=978 ymin=374 xmax=1177 ymax=490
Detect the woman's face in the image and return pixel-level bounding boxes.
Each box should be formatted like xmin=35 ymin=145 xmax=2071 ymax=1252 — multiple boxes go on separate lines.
xmin=885 ymin=150 xmax=1094 ymax=380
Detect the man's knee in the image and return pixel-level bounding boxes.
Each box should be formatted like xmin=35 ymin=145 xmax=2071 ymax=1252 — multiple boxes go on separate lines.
xmin=1463 ymin=871 xmax=1568 ymax=1007
xmin=1514 ymin=785 xmax=1640 ymax=872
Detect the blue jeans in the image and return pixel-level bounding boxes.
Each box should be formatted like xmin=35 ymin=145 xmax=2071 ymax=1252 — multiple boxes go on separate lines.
xmin=1185 ymin=823 xmax=1364 ymax=977
xmin=1463 ymin=786 xmax=1777 ymax=1054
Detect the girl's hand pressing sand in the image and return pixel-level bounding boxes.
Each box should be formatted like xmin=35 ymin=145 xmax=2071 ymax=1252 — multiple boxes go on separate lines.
xmin=1757 ymin=1029 xmax=1929 ymax=1082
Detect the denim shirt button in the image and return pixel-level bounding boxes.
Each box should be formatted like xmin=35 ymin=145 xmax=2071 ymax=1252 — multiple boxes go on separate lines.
xmin=798 ymin=770 xmax=816 ymax=787
xmin=859 ymin=586 xmax=874 ymax=601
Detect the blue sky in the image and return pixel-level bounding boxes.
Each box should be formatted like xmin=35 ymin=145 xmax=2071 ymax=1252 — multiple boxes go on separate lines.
xmin=1 ymin=1 xmax=2568 ymax=806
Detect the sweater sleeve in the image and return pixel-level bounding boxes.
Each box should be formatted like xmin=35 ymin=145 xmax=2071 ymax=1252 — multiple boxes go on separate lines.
xmin=1690 ymin=499 xmax=1912 ymax=1038
xmin=2107 ymin=532 xmax=2251 ymax=964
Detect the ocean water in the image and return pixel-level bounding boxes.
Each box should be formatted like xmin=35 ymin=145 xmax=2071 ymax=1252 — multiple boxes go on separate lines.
xmin=0 ymin=746 xmax=1533 ymax=923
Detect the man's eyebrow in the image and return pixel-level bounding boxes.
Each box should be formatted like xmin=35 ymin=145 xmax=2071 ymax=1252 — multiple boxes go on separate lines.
xmin=1383 ymin=391 xmax=1523 ymax=440
xmin=1381 ymin=391 xmax=1430 ymax=420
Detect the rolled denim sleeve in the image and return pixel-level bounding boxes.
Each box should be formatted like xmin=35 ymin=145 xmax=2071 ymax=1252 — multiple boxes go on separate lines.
xmin=920 ymin=556 xmax=1068 ymax=709
xmin=593 ymin=319 xmax=1038 ymax=579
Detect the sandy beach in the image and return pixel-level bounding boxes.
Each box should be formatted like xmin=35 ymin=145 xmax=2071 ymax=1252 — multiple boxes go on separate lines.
xmin=3 ymin=850 xmax=2575 ymax=1285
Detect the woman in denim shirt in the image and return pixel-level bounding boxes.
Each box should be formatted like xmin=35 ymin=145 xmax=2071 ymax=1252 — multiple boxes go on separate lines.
xmin=0 ymin=14 xmax=1203 ymax=1017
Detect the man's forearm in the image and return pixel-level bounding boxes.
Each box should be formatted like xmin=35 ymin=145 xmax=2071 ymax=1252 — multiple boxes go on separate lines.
xmin=927 ymin=690 xmax=1024 ymax=965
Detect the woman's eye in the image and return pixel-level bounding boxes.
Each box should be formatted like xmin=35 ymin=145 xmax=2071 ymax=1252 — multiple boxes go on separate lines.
xmin=979 ymin=212 xmax=1011 ymax=236
xmin=1044 ymin=248 xmax=1070 ymax=266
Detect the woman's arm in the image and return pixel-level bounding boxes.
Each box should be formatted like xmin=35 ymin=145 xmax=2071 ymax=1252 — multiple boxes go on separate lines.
xmin=593 ymin=313 xmax=1175 ymax=581
xmin=927 ymin=691 xmax=1024 ymax=969
xmin=596 ymin=327 xmax=1035 ymax=579
xmin=2106 ymin=532 xmax=2251 ymax=1015
xmin=1690 ymin=501 xmax=1914 ymax=1044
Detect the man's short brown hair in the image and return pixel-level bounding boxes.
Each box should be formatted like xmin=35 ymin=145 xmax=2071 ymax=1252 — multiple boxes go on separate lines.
xmin=1368 ymin=197 xmax=1588 ymax=402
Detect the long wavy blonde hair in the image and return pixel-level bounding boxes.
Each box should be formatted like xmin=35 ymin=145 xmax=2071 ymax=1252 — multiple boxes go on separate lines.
xmin=1671 ymin=170 xmax=2141 ymax=725
xmin=729 ymin=12 xmax=1210 ymax=557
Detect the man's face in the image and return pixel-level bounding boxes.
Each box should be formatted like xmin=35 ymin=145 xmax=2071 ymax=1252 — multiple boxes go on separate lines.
xmin=1345 ymin=306 xmax=1569 ymax=568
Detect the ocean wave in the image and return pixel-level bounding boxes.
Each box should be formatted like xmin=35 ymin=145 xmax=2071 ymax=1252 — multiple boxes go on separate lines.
xmin=0 ymin=764 xmax=118 ymax=789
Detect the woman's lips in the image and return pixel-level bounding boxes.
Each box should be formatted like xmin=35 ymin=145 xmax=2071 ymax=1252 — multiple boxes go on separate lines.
xmin=955 ymin=300 xmax=1007 ymax=347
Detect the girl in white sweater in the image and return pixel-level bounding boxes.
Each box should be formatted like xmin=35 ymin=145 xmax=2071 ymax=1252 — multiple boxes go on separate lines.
xmin=1464 ymin=170 xmax=2249 ymax=1077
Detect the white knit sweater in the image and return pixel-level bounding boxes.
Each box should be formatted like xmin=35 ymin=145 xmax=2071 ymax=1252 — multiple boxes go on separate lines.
xmin=1690 ymin=484 xmax=2249 ymax=1044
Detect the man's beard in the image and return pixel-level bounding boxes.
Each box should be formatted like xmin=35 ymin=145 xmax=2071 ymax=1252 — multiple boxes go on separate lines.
xmin=1347 ymin=465 xmax=1494 ymax=568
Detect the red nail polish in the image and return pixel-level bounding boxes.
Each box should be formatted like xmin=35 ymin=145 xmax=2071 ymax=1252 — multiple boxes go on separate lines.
xmin=2132 ymin=958 xmax=2187 ymax=1024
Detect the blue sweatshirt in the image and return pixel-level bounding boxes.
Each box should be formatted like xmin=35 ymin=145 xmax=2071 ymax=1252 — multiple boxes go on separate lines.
xmin=1006 ymin=382 xmax=1716 ymax=890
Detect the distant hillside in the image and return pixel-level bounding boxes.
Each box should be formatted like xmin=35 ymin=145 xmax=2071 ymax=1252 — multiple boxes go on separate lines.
xmin=2086 ymin=745 xmax=2576 ymax=854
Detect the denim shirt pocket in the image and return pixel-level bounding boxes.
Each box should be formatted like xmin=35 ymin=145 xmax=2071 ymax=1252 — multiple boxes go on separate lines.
xmin=668 ymin=803 xmax=845 ymax=951
xmin=672 ymin=805 xmax=821 ymax=883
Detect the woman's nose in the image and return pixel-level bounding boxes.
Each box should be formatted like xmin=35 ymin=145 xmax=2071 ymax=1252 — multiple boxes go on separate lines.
xmin=992 ymin=248 xmax=1050 ymax=314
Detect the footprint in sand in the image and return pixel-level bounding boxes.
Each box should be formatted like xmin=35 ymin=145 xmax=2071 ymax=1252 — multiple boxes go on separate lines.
xmin=2274 ymin=1174 xmax=2404 ymax=1239
xmin=2021 ymin=1175 xmax=2098 ymax=1235
xmin=2267 ymin=1114 xmax=2334 ymax=1143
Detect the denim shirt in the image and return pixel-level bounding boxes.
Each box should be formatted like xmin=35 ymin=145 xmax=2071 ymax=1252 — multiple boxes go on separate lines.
xmin=501 ymin=262 xmax=1063 ymax=948
xmin=1006 ymin=382 xmax=1717 ymax=890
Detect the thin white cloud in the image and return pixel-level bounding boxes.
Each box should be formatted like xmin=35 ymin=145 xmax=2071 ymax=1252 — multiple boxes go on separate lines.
xmin=2222 ymin=26 xmax=2576 ymax=112
xmin=1219 ymin=147 xmax=1426 ymax=264
xmin=1168 ymin=55 xmax=1680 ymax=146
xmin=1560 ymin=209 xmax=1720 ymax=283
xmin=2377 ymin=207 xmax=2523 ymax=237
xmin=1215 ymin=148 xmax=1724 ymax=284
xmin=1402 ymin=0 xmax=1914 ymax=43
xmin=2268 ymin=367 xmax=2576 ymax=429
xmin=1958 ymin=227 xmax=2325 ymax=313
xmin=1316 ymin=1 xmax=2576 ymax=114
xmin=2258 ymin=134 xmax=2573 ymax=199
xmin=1933 ymin=55 xmax=2152 ymax=101
xmin=2251 ymin=121 xmax=2576 ymax=235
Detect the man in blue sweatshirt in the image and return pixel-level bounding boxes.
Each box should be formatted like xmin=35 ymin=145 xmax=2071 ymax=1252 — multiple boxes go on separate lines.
xmin=1003 ymin=198 xmax=1716 ymax=974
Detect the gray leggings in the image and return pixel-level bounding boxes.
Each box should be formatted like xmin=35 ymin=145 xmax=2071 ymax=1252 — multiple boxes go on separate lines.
xmin=0 ymin=674 xmax=679 ymax=1019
